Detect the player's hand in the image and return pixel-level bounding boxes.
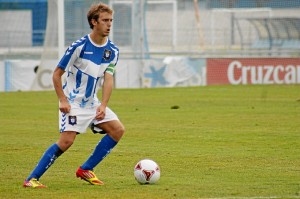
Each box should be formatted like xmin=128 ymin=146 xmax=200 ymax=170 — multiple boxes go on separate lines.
xmin=96 ymin=105 xmax=106 ymax=120
xmin=59 ymin=99 xmax=71 ymax=113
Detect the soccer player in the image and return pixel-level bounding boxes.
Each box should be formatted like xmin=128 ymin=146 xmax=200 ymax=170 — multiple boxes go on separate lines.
xmin=23 ymin=2 xmax=125 ymax=188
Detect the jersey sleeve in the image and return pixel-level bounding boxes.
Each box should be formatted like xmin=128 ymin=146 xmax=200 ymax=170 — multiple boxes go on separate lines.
xmin=57 ymin=36 xmax=87 ymax=71
xmin=57 ymin=45 xmax=79 ymax=71
xmin=105 ymin=43 xmax=119 ymax=75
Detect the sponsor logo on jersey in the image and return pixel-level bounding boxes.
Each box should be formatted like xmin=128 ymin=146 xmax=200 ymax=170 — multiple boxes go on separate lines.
xmin=84 ymin=51 xmax=93 ymax=54
xmin=103 ymin=49 xmax=111 ymax=60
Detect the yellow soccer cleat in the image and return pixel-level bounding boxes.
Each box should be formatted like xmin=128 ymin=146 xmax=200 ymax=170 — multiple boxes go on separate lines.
xmin=76 ymin=167 xmax=104 ymax=185
xmin=23 ymin=178 xmax=47 ymax=188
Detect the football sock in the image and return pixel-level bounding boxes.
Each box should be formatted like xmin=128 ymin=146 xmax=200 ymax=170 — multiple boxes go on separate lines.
xmin=26 ymin=143 xmax=63 ymax=181
xmin=81 ymin=134 xmax=117 ymax=170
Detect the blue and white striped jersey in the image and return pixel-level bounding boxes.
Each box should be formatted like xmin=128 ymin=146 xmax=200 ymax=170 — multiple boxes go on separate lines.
xmin=57 ymin=34 xmax=119 ymax=108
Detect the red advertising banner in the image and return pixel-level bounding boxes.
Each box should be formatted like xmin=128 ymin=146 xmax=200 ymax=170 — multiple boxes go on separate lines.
xmin=207 ymin=58 xmax=300 ymax=85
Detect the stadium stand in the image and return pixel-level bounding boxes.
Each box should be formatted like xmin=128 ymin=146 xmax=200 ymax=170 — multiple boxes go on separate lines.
xmin=237 ymin=17 xmax=300 ymax=49
xmin=0 ymin=0 xmax=47 ymax=46
xmin=207 ymin=0 xmax=300 ymax=9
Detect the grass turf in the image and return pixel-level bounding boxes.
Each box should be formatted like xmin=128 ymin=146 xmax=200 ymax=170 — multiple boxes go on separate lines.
xmin=0 ymin=85 xmax=299 ymax=199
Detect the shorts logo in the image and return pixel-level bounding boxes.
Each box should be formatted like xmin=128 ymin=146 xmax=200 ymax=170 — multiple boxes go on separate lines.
xmin=69 ymin=116 xmax=77 ymax=126
xmin=103 ymin=49 xmax=111 ymax=60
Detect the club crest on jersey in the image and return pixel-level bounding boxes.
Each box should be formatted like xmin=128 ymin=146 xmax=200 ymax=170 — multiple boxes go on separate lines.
xmin=69 ymin=116 xmax=77 ymax=126
xmin=103 ymin=49 xmax=111 ymax=60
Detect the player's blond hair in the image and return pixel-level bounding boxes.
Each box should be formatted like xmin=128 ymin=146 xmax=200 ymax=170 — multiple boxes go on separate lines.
xmin=87 ymin=2 xmax=113 ymax=29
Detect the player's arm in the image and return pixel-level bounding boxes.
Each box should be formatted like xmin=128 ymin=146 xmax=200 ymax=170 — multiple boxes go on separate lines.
xmin=96 ymin=72 xmax=114 ymax=120
xmin=53 ymin=67 xmax=71 ymax=113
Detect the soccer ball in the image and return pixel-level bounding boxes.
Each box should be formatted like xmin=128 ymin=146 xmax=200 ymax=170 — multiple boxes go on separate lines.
xmin=134 ymin=159 xmax=160 ymax=184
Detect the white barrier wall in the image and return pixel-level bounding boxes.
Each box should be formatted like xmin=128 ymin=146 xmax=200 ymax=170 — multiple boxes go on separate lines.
xmin=0 ymin=61 xmax=4 ymax=91
xmin=116 ymin=57 xmax=206 ymax=88
xmin=0 ymin=60 xmax=39 ymax=92
xmin=115 ymin=59 xmax=143 ymax=88
xmin=1 ymin=57 xmax=300 ymax=92
xmin=0 ymin=59 xmax=143 ymax=91
xmin=0 ymin=57 xmax=206 ymax=92
xmin=142 ymin=57 xmax=206 ymax=88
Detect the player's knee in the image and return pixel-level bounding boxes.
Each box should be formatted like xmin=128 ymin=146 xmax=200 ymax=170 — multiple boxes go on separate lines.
xmin=115 ymin=125 xmax=125 ymax=138
xmin=57 ymin=139 xmax=74 ymax=151
xmin=109 ymin=125 xmax=125 ymax=141
xmin=118 ymin=125 xmax=125 ymax=137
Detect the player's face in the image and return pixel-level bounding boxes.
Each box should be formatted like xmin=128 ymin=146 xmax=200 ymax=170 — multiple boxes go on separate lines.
xmin=94 ymin=12 xmax=113 ymax=37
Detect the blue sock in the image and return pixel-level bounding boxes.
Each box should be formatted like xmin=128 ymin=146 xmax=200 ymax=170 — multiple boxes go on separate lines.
xmin=81 ymin=135 xmax=117 ymax=170
xmin=26 ymin=143 xmax=63 ymax=181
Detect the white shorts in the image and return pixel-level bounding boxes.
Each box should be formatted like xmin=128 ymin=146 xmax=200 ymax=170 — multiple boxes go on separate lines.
xmin=58 ymin=104 xmax=119 ymax=134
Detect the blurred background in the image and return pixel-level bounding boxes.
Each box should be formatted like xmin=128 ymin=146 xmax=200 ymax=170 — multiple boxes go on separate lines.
xmin=0 ymin=0 xmax=299 ymax=91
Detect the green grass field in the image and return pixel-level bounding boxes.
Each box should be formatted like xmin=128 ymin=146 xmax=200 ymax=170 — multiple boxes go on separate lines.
xmin=0 ymin=85 xmax=299 ymax=199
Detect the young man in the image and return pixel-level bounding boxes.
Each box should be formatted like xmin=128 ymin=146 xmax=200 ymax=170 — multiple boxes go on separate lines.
xmin=23 ymin=3 xmax=125 ymax=188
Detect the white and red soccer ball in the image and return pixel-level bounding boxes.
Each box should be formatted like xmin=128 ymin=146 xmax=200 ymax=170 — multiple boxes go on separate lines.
xmin=134 ymin=159 xmax=160 ymax=184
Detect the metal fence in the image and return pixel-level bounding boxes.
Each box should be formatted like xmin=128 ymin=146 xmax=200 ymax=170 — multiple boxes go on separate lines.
xmin=0 ymin=0 xmax=300 ymax=60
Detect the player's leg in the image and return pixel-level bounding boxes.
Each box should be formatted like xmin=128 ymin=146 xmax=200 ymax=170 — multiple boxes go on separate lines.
xmin=24 ymin=131 xmax=77 ymax=188
xmin=76 ymin=120 xmax=124 ymax=185
xmin=101 ymin=120 xmax=125 ymax=142
xmin=76 ymin=107 xmax=125 ymax=185
xmin=56 ymin=131 xmax=78 ymax=151
xmin=80 ymin=120 xmax=125 ymax=169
